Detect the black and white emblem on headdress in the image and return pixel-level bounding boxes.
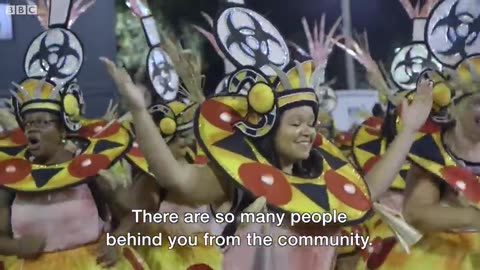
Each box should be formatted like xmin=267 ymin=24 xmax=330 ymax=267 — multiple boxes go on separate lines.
xmin=390 ymin=43 xmax=441 ymax=90
xmin=426 ymin=0 xmax=480 ymax=67
xmin=127 ymin=0 xmax=180 ymax=101
xmin=24 ymin=0 xmax=83 ymax=86
xmin=215 ymin=5 xmax=290 ymax=76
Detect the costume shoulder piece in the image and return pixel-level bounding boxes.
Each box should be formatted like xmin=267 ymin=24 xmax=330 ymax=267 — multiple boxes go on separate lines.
xmin=195 ymin=3 xmax=371 ymax=224
xmin=0 ymin=1 xmax=132 ymax=193
xmin=81 ymin=117 xmax=154 ymax=177
xmin=407 ymin=126 xmax=480 ymax=208
xmin=352 ymin=117 xmax=408 ymax=190
xmin=0 ymin=122 xmax=132 ymax=193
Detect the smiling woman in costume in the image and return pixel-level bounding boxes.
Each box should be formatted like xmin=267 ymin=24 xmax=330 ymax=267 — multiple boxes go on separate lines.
xmin=0 ymin=1 xmax=149 ymax=269
xmin=102 ymin=2 xmax=433 ymax=270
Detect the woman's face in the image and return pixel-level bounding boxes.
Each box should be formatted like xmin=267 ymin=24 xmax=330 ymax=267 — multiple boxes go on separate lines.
xmin=455 ymin=94 xmax=480 ymax=138
xmin=274 ymin=106 xmax=316 ymax=168
xmin=23 ymin=111 xmax=63 ymax=161
xmin=168 ymin=129 xmax=195 ymax=160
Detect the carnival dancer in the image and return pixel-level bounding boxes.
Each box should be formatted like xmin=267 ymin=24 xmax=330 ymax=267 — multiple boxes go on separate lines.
xmin=357 ymin=57 xmax=480 ymax=270
xmin=124 ymin=2 xmax=223 ymax=267
xmin=334 ymin=0 xmax=447 ymax=268
xmin=0 ymin=1 xmax=151 ymax=269
xmin=102 ymin=2 xmax=433 ymax=270
xmin=358 ymin=0 xmax=480 ymax=267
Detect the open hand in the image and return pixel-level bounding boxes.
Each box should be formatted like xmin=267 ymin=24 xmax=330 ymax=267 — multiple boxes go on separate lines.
xmin=100 ymin=57 xmax=147 ymax=112
xmin=401 ymin=75 xmax=433 ymax=133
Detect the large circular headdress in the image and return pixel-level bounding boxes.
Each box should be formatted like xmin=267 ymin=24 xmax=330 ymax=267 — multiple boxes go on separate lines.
xmin=126 ymin=0 xmax=180 ymax=102
xmin=390 ymin=0 xmax=442 ymax=91
xmin=214 ymin=4 xmax=290 ymax=77
xmin=409 ymin=0 xmax=480 ymax=122
xmin=426 ymin=0 xmax=480 ymax=67
xmin=11 ymin=0 xmax=86 ymax=132
xmin=24 ymin=1 xmax=83 ymax=86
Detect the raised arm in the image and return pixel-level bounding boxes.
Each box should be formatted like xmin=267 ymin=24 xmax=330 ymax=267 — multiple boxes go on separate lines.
xmin=365 ymin=77 xmax=433 ymax=200
xmin=403 ymin=164 xmax=480 ymax=232
xmin=100 ymin=58 xmax=226 ymax=204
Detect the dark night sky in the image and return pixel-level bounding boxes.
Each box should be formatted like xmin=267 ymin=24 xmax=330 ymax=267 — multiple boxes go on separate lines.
xmin=149 ymin=0 xmax=414 ymax=91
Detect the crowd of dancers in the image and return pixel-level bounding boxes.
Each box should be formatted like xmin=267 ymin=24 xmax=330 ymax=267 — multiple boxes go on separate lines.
xmin=1 ymin=0 xmax=480 ymax=269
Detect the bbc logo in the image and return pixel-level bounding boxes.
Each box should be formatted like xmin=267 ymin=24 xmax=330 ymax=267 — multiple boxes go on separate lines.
xmin=5 ymin=4 xmax=37 ymax=15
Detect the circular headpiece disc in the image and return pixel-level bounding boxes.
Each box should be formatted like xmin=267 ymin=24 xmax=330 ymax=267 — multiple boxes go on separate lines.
xmin=216 ymin=7 xmax=290 ymax=76
xmin=426 ymin=0 xmax=480 ymax=67
xmin=390 ymin=43 xmax=442 ymax=90
xmin=147 ymin=47 xmax=180 ymax=101
xmin=24 ymin=28 xmax=83 ymax=86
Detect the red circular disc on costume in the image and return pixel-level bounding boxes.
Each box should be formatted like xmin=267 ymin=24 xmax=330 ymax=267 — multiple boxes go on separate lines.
xmin=363 ymin=117 xmax=383 ymax=136
xmin=363 ymin=156 xmax=381 ymax=174
xmin=68 ymin=154 xmax=111 ymax=178
xmin=324 ymin=170 xmax=371 ymax=211
xmin=187 ymin=264 xmax=214 ymax=270
xmin=128 ymin=141 xmax=144 ymax=157
xmin=122 ymin=247 xmax=145 ymax=270
xmin=238 ymin=162 xmax=292 ymax=206
xmin=9 ymin=128 xmax=27 ymax=145
xmin=195 ymin=155 xmax=208 ymax=165
xmin=0 ymin=158 xmax=32 ymax=184
xmin=200 ymin=99 xmax=242 ymax=132
xmin=313 ymin=134 xmax=323 ymax=147
xmin=79 ymin=121 xmax=120 ymax=138
xmin=419 ymin=119 xmax=441 ymax=134
xmin=441 ymin=166 xmax=480 ymax=202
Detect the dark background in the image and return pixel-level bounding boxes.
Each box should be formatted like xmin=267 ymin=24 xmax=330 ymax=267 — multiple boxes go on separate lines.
xmin=0 ymin=0 xmax=414 ymax=116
